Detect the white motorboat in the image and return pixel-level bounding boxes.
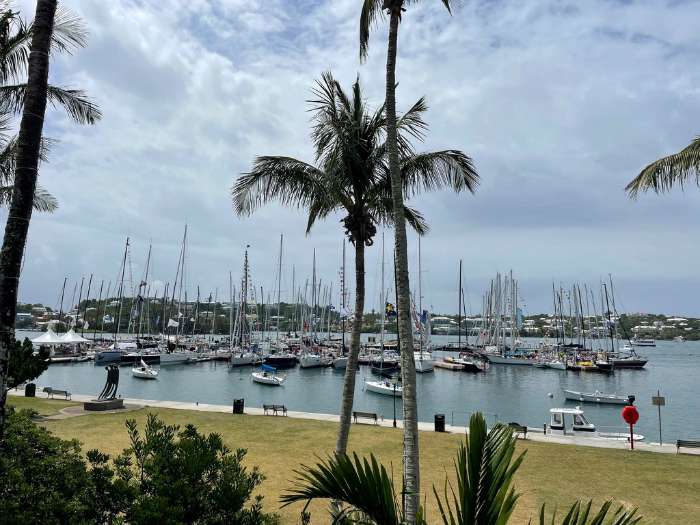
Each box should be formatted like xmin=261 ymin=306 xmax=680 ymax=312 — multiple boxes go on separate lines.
xmin=159 ymin=350 xmax=193 ymax=365
xmin=414 ymin=351 xmax=434 ymax=373
xmin=251 ymin=365 xmax=285 ymax=386
xmin=132 ymin=359 xmax=158 ymax=380
xmin=365 ymin=379 xmax=402 ymax=396
xmin=332 ymin=356 xmax=348 ymax=369
xmin=547 ymin=407 xmax=644 ymax=441
xmin=485 ymin=354 xmax=536 ymax=365
xmin=631 ymin=337 xmax=656 ymax=347
xmin=563 ymin=389 xmax=629 ymax=405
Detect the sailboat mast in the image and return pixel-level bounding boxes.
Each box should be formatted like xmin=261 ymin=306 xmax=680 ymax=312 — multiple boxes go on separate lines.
xmin=380 ymin=232 xmax=385 ymax=352
xmin=341 ymin=241 xmax=346 ymax=354
xmin=82 ymin=274 xmax=93 ymax=336
xmin=458 ymin=260 xmax=462 ymax=350
xmin=115 ymin=238 xmax=130 ymax=342
xmin=276 ymin=234 xmax=283 ymax=346
xmin=93 ymin=279 xmax=104 ymax=341
xmin=57 ymin=276 xmax=67 ymax=331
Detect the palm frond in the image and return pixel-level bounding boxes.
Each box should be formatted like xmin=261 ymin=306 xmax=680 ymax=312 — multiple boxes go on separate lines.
xmin=433 ymin=413 xmax=524 ymax=525
xmin=400 ymin=150 xmax=479 ymax=198
xmin=396 ymin=97 xmax=429 ymax=143
xmin=232 ymin=156 xmax=333 ymax=216
xmin=0 ymin=8 xmax=30 ymax=85
xmin=538 ymin=500 xmax=642 ymax=525
xmin=281 ymin=452 xmax=402 ymax=525
xmin=0 ymin=84 xmax=102 ymax=124
xmin=0 ymin=183 xmax=57 ymax=212
xmin=49 ymin=6 xmax=88 ymax=53
xmin=626 ymin=137 xmax=700 ymax=198
xmin=359 ymin=0 xmax=384 ymax=61
xmin=371 ymin=195 xmax=428 ymax=236
xmin=0 ymin=134 xmax=53 ymax=184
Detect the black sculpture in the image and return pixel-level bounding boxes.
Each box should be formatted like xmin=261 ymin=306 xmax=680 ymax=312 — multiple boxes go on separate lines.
xmin=98 ymin=364 xmax=119 ymax=400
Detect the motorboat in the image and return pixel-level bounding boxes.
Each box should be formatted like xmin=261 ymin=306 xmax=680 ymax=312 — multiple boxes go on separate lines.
xmin=365 ymin=379 xmax=402 ymax=397
xmin=545 ymin=359 xmax=567 ymax=370
xmin=251 ymin=364 xmax=286 ymax=386
xmin=159 ymin=350 xmax=194 ymax=365
xmin=445 ymin=354 xmax=488 ymax=373
xmin=563 ymin=389 xmax=630 ymax=405
xmin=547 ymin=407 xmax=643 ymax=442
xmin=132 ymin=359 xmax=158 ymax=380
xmin=414 ymin=351 xmax=434 ymax=373
xmin=631 ymin=337 xmax=656 ymax=347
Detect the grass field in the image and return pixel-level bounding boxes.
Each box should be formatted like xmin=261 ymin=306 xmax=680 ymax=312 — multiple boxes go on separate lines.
xmin=8 ymin=397 xmax=700 ymax=524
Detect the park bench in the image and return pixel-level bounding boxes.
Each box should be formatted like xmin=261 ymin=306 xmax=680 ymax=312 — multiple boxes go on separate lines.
xmin=263 ymin=404 xmax=287 ymax=416
xmin=42 ymin=387 xmax=71 ymax=400
xmin=676 ymin=439 xmax=700 ymax=454
xmin=353 ymin=411 xmax=378 ymax=425
xmin=508 ymin=422 xmax=528 ymax=439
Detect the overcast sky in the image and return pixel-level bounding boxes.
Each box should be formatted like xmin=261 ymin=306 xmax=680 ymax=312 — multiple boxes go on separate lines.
xmin=6 ymin=0 xmax=700 ymax=316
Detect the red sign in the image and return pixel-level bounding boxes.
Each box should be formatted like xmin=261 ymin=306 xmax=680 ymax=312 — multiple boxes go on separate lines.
xmin=622 ymin=405 xmax=639 ymax=425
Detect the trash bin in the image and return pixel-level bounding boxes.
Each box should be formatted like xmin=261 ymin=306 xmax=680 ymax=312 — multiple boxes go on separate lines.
xmin=233 ymin=398 xmax=244 ymax=414
xmin=434 ymin=413 xmax=445 ymax=432
xmin=25 ymin=383 xmax=36 ymax=397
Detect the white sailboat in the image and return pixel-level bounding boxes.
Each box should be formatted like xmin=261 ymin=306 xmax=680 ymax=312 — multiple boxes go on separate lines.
xmin=251 ymin=365 xmax=286 ymax=386
xmin=132 ymin=359 xmax=158 ymax=379
xmin=229 ymin=247 xmax=261 ymax=368
xmin=413 ymin=237 xmax=434 ymax=373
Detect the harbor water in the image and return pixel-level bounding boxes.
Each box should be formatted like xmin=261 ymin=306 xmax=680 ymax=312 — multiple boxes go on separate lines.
xmin=28 ymin=334 xmax=700 ymax=441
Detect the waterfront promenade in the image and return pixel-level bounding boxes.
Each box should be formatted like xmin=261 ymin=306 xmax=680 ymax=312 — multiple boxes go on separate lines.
xmin=9 ymin=389 xmax=697 ymax=455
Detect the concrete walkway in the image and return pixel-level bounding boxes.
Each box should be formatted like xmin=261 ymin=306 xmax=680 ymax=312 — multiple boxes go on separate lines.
xmin=10 ymin=389 xmax=698 ymax=456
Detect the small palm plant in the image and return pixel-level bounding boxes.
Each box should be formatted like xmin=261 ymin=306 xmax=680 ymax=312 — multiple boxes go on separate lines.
xmin=282 ymin=412 xmax=642 ymax=524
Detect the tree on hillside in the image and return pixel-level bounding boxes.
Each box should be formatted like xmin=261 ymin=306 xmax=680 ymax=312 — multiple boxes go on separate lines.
xmin=232 ymin=72 xmax=477 ymax=460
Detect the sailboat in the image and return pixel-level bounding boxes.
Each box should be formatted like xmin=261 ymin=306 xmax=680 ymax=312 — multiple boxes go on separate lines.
xmin=413 ymin=237 xmax=434 ymax=373
xmin=230 ymin=247 xmax=261 ymax=367
xmin=365 ymin=377 xmax=403 ymax=396
xmin=132 ymin=358 xmax=158 ymax=379
xmin=299 ymin=249 xmax=332 ymax=368
xmin=251 ymin=364 xmax=286 ymax=385
xmin=333 ymin=243 xmax=349 ymax=369
xmin=370 ymin=233 xmax=400 ymax=376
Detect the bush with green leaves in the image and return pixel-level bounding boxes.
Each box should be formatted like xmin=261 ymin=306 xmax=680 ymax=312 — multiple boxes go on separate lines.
xmin=0 ymin=410 xmax=278 ymax=525
xmin=7 ymin=337 xmax=49 ymax=389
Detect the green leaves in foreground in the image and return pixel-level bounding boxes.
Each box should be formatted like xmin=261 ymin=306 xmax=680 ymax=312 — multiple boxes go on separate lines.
xmin=281 ymin=451 xmax=403 ymax=524
xmin=536 ymin=500 xmax=642 ymax=525
xmin=433 ymin=414 xmax=524 ymax=525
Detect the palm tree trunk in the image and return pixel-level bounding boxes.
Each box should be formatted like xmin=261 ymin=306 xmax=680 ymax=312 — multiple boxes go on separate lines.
xmin=384 ymin=4 xmax=420 ymax=523
xmin=335 ymin=240 xmax=365 ymax=455
xmin=0 ymin=0 xmax=56 ymax=435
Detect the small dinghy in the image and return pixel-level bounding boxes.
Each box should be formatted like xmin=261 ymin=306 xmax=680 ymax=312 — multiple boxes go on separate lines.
xmin=132 ymin=359 xmax=158 ymax=380
xmin=365 ymin=379 xmax=402 ymax=397
xmin=251 ymin=364 xmax=286 ymax=386
xmin=563 ymin=389 xmax=629 ymax=405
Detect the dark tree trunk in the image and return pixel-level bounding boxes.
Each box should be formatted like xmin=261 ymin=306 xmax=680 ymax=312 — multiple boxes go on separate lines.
xmin=384 ymin=3 xmax=420 ymax=522
xmin=335 ymin=240 xmax=365 ymax=455
xmin=0 ymin=0 xmax=56 ymax=435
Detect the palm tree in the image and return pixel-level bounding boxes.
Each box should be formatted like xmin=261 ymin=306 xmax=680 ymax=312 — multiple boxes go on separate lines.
xmin=0 ymin=2 xmax=100 ymax=210
xmin=626 ymin=137 xmax=700 ymax=197
xmin=281 ymin=413 xmax=641 ymax=525
xmin=0 ymin=0 xmax=100 ymax=433
xmin=232 ymin=72 xmax=478 ymax=459
xmin=359 ymin=2 xmax=454 ymax=520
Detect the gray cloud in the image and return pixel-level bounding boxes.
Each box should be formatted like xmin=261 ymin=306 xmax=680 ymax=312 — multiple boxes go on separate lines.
xmin=5 ymin=0 xmax=700 ymax=316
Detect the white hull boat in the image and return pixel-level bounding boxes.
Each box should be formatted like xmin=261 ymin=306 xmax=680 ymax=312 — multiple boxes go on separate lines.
xmin=365 ymin=379 xmax=402 ymax=396
xmin=547 ymin=406 xmax=643 ymax=442
xmin=251 ymin=370 xmax=286 ymax=386
xmin=414 ymin=352 xmax=434 ymax=373
xmin=132 ymin=360 xmax=158 ymax=380
xmin=485 ymin=354 xmax=535 ymax=366
xmin=332 ymin=356 xmax=348 ymax=369
xmin=545 ymin=360 xmax=567 ymax=370
xmin=299 ymin=353 xmax=332 ymax=368
xmin=563 ymin=389 xmax=629 ymax=405
xmin=230 ymin=352 xmax=260 ymax=367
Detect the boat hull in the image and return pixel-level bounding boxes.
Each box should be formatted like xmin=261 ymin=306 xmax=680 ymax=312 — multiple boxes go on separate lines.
xmin=365 ymin=380 xmax=402 ymax=396
xmin=563 ymin=389 xmax=629 ymax=405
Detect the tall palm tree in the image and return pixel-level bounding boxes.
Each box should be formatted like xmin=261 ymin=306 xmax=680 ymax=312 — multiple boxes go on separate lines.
xmin=0 ymin=0 xmax=100 ymax=433
xmin=232 ymin=72 xmax=478 ymax=459
xmin=626 ymin=137 xmax=700 ymax=197
xmin=0 ymin=2 xmax=100 ymax=210
xmin=281 ymin=413 xmax=641 ymax=525
xmin=360 ymin=2 xmax=454 ymax=520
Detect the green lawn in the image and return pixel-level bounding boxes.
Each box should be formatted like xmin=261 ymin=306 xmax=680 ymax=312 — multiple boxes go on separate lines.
xmin=8 ymin=397 xmax=700 ymax=524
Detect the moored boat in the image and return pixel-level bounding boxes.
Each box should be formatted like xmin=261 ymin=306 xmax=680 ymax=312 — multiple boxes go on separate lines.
xmin=365 ymin=379 xmax=402 ymax=396
xmin=563 ymin=389 xmax=629 ymax=405
xmin=132 ymin=359 xmax=158 ymax=379
xmin=251 ymin=364 xmax=285 ymax=386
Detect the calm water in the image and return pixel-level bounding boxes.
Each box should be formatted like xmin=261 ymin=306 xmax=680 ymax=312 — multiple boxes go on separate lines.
xmin=28 ymin=333 xmax=700 ymax=441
